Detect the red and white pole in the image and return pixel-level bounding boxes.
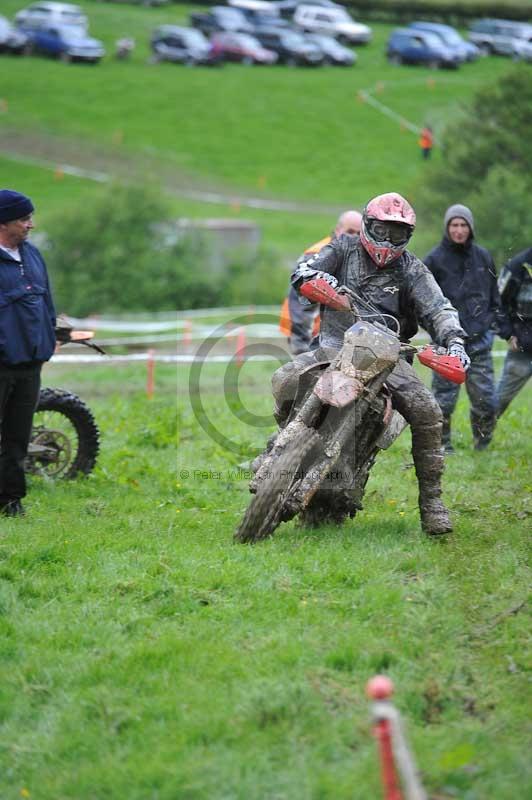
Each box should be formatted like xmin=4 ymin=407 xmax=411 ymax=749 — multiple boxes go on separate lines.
xmin=236 ymin=326 xmax=246 ymax=367
xmin=146 ymin=348 xmax=155 ymax=399
xmin=367 ymin=676 xmax=403 ymax=800
xmin=366 ymin=676 xmax=427 ymax=800
xmin=182 ymin=319 xmax=192 ymax=346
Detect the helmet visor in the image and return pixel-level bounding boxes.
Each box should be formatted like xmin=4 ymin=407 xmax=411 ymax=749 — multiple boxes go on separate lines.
xmin=369 ymin=220 xmax=411 ymax=246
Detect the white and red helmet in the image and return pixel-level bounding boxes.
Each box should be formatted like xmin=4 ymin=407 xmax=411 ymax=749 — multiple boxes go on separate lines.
xmin=360 ymin=192 xmax=416 ymax=267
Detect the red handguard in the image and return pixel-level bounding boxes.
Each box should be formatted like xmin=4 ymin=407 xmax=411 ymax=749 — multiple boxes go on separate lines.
xmin=299 ymin=278 xmax=351 ymax=312
xmin=417 ymin=346 xmax=466 ymax=385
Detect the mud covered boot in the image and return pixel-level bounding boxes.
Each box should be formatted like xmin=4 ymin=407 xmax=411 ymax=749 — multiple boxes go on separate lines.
xmin=441 ymin=415 xmax=454 ymax=454
xmin=413 ymin=443 xmax=452 ymax=536
xmin=419 ymin=490 xmax=452 ymax=536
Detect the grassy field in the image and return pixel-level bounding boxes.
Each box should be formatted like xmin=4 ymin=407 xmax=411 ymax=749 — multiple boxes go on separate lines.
xmin=0 ymin=5 xmax=530 ymax=795
xmin=0 ymin=1 xmax=523 ymax=257
xmin=0 ymin=354 xmax=529 ymax=799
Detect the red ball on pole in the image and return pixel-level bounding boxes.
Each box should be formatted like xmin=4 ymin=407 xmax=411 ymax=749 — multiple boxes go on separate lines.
xmin=366 ymin=675 xmax=394 ymax=700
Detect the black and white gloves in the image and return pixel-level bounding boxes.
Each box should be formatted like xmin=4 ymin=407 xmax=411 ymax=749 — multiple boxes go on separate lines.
xmin=447 ymin=338 xmax=471 ymax=370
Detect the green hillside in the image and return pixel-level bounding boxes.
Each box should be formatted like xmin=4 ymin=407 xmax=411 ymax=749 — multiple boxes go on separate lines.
xmin=0 ymin=1 xmax=522 ymax=256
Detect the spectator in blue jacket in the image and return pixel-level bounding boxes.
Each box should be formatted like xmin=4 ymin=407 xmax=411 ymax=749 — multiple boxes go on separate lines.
xmin=0 ymin=190 xmax=56 ymax=516
xmin=424 ymin=204 xmax=512 ymax=452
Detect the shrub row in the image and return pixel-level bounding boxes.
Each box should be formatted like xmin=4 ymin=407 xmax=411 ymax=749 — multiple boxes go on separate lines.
xmin=346 ymin=1 xmax=531 ymax=25
xmin=171 ymin=0 xmax=531 ymax=25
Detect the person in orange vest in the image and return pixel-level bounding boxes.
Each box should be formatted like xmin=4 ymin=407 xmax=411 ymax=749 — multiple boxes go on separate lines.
xmin=279 ymin=210 xmax=362 ymax=355
xmin=419 ymin=125 xmax=434 ymax=160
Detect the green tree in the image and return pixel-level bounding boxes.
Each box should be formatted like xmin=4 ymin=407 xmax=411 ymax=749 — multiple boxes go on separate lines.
xmin=416 ymin=66 xmax=532 ymax=267
xmin=45 ymin=184 xmax=219 ymax=315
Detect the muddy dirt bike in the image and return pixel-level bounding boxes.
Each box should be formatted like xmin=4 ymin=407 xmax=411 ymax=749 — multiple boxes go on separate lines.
xmin=235 ymin=280 xmax=465 ymax=543
xmin=25 ymin=322 xmax=104 ymax=480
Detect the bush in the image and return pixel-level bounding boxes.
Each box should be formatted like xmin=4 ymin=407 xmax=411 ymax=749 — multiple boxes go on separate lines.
xmin=44 ymin=183 xmax=287 ymax=314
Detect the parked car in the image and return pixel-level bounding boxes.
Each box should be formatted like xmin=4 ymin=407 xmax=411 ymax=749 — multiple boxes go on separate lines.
xmin=387 ymin=28 xmax=461 ymax=69
xmin=305 ymin=32 xmax=356 ymax=65
xmin=293 ymin=5 xmax=372 ymax=45
xmin=21 ymin=24 xmax=105 ymax=62
xmin=210 ymin=31 xmax=277 ymax=63
xmin=190 ymin=6 xmax=253 ymax=37
xmin=512 ymin=34 xmax=532 ymax=61
xmin=239 ymin=10 xmax=291 ymax=34
xmin=150 ymin=26 xmax=220 ymax=65
xmin=468 ymin=18 xmax=532 ymax=56
xmin=409 ymin=21 xmax=480 ymax=62
xmin=273 ymin=0 xmax=342 ymax=18
xmin=0 ymin=15 xmax=30 ymax=54
xmin=254 ymin=26 xmax=324 ymax=64
xmin=15 ymin=2 xmax=87 ymax=31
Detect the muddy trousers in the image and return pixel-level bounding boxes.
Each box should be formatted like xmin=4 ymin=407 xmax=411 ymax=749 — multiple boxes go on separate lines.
xmin=386 ymin=359 xmax=450 ymax=534
xmin=272 ymin=354 xmax=450 ymax=534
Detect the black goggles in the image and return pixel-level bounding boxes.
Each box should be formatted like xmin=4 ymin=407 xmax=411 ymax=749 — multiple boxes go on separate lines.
xmin=369 ymin=220 xmax=411 ymax=246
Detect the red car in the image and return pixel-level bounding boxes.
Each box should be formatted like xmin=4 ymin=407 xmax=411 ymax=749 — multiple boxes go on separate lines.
xmin=210 ymin=32 xmax=278 ymax=64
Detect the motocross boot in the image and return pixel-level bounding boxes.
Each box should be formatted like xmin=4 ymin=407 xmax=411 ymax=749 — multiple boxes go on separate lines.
xmin=471 ymin=412 xmax=496 ymax=451
xmin=441 ymin=415 xmax=454 ymax=454
xmin=412 ymin=425 xmax=452 ymax=536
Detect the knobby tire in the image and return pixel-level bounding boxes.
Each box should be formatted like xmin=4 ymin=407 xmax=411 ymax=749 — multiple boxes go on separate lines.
xmin=235 ymin=429 xmax=320 ymax=544
xmin=30 ymin=388 xmax=100 ymax=478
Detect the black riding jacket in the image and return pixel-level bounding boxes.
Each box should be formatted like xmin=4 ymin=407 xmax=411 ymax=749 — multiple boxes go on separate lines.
xmin=498 ymin=246 xmax=532 ymax=353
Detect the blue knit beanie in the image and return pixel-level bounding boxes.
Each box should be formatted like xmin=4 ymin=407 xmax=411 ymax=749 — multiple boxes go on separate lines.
xmin=0 ymin=190 xmax=35 ymax=224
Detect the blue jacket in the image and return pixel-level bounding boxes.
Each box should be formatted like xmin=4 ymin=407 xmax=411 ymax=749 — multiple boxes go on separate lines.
xmin=0 ymin=240 xmax=56 ymax=366
xmin=424 ymin=236 xmax=512 ymax=346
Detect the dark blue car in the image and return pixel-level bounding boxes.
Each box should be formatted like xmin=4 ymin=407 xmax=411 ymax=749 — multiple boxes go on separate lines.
xmin=387 ymin=28 xmax=461 ymax=69
xmin=21 ymin=24 xmax=105 ymax=62
xmin=409 ymin=21 xmax=480 ymax=62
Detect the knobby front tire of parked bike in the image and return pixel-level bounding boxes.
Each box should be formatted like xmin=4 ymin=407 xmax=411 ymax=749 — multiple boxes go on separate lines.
xmin=234 ymin=428 xmax=321 ymax=544
xmin=27 ymin=388 xmax=100 ymax=479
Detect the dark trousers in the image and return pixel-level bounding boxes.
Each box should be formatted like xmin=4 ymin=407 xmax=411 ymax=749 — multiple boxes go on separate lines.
xmin=432 ymin=347 xmax=497 ymax=441
xmin=497 ymin=349 xmax=532 ymax=415
xmin=0 ymin=364 xmax=42 ymax=504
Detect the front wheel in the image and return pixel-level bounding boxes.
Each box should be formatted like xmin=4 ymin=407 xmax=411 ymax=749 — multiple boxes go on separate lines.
xmin=27 ymin=388 xmax=100 ymax=479
xmin=235 ymin=429 xmax=320 ymax=543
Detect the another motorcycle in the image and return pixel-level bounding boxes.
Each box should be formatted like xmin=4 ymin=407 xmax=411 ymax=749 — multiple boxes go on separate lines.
xmin=25 ymin=321 xmax=104 ymax=480
xmin=235 ymin=280 xmax=464 ymax=543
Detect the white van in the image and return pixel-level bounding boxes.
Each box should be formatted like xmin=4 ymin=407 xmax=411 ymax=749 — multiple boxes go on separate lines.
xmin=293 ymin=5 xmax=372 ymax=44
xmin=15 ymin=3 xmax=88 ymax=31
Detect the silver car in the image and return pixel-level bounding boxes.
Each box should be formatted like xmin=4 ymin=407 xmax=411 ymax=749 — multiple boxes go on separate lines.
xmin=468 ymin=18 xmax=532 ymax=56
xmin=15 ymin=2 xmax=88 ymax=32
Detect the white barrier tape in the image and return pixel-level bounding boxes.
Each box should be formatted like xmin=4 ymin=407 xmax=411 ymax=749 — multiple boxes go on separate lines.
xmin=89 ymin=326 xmax=284 ymax=346
xmin=66 ymin=308 xmax=281 ymax=333
xmin=52 ymin=349 xmax=507 ymax=365
xmin=51 ymin=353 xmax=285 ymax=364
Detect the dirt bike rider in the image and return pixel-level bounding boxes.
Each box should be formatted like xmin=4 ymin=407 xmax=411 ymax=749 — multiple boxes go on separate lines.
xmin=272 ymin=192 xmax=470 ymax=536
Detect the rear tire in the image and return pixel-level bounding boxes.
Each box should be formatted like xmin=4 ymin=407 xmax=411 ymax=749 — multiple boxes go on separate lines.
xmin=388 ymin=53 xmax=402 ymax=66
